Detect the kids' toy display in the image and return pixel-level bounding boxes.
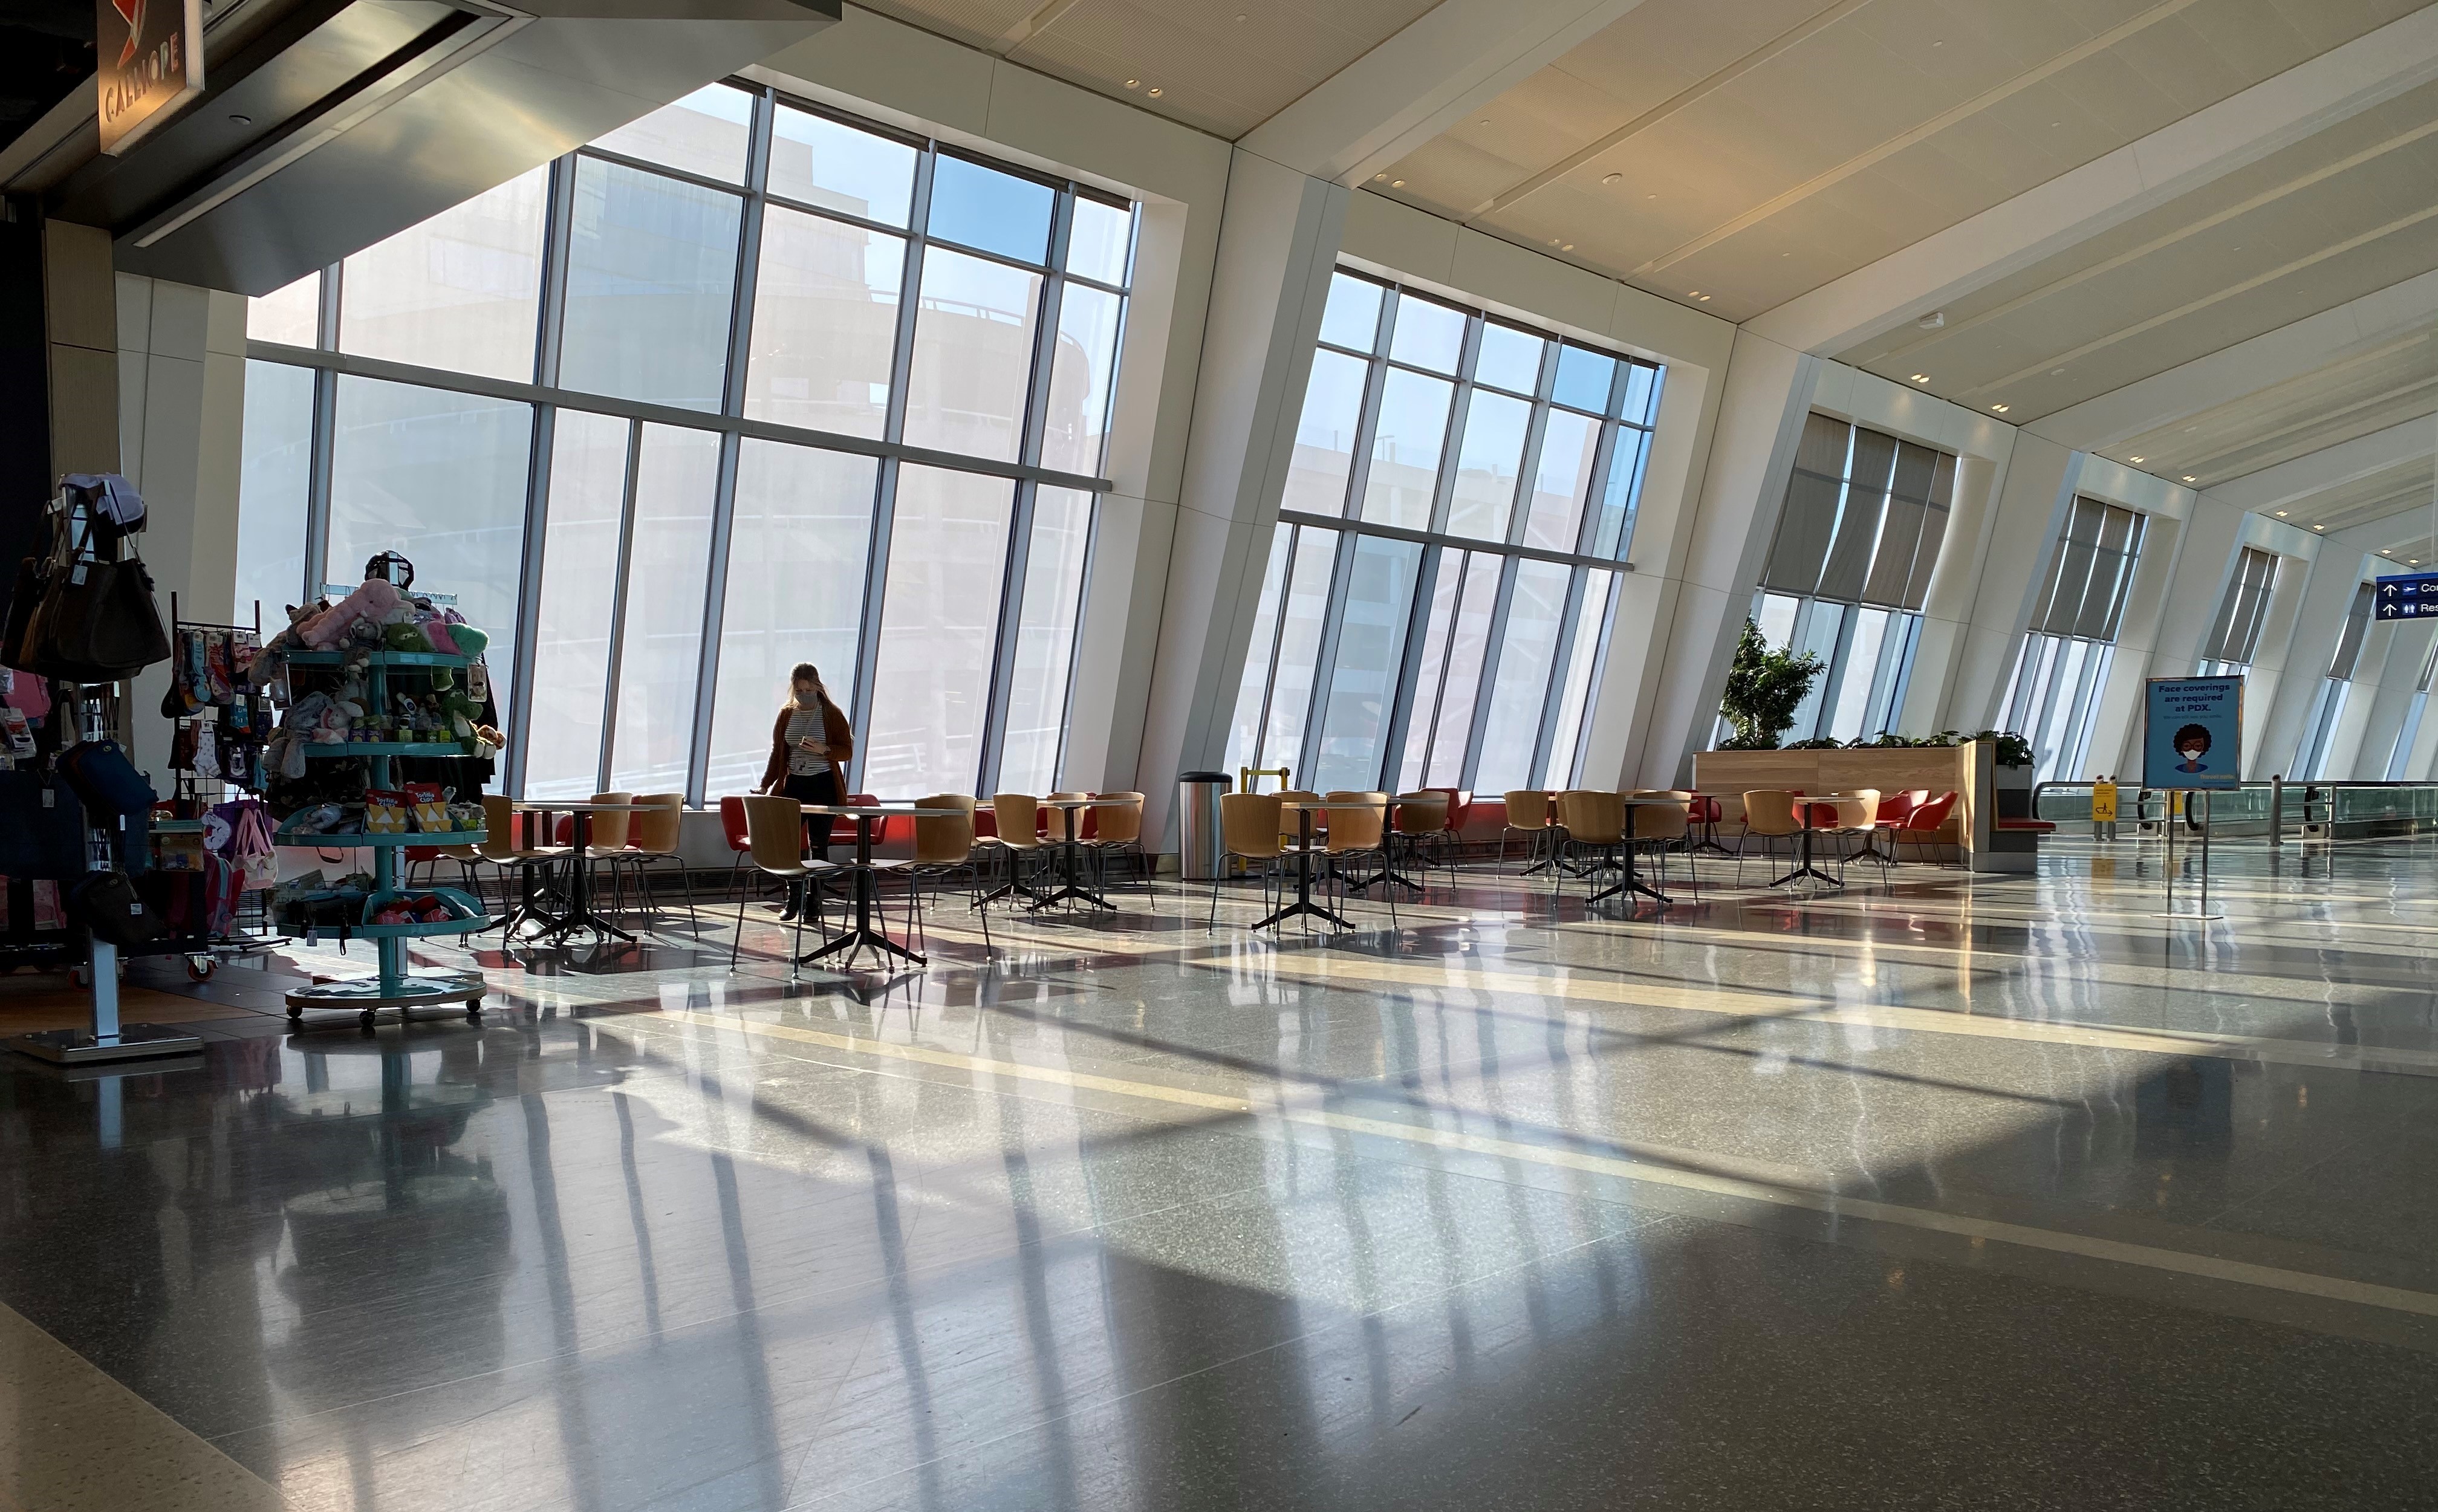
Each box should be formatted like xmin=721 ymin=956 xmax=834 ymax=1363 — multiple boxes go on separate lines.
xmin=257 ymin=554 xmax=501 ymax=1026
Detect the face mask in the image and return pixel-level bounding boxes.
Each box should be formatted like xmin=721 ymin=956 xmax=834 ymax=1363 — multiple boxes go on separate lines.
xmin=793 ymin=688 xmax=819 ymax=709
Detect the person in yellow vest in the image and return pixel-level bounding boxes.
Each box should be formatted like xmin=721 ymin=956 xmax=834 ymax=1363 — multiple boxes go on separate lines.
xmin=2091 ymin=775 xmax=2118 ymax=842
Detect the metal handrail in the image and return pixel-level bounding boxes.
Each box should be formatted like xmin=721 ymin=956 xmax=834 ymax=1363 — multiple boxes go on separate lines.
xmin=2031 ymin=777 xmax=2438 ymax=845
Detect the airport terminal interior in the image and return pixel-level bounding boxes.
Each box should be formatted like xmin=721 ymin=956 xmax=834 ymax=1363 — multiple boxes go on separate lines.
xmin=5 ymin=0 xmax=2438 ymax=1507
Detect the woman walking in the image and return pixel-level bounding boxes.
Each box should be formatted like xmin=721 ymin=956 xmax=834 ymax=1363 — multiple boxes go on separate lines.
xmin=759 ymin=663 xmax=855 ymax=920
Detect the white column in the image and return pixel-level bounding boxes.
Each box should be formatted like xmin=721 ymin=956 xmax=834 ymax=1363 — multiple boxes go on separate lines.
xmin=1635 ymin=331 xmax=1816 ymax=784
xmin=1130 ymin=150 xmax=1347 ymax=846
xmin=2329 ymin=618 xmax=2411 ymax=779
xmin=1931 ymin=436 xmax=2078 ymax=734
xmin=2252 ymin=542 xmax=2357 ymax=778
xmin=115 ymin=276 xmax=249 ymax=782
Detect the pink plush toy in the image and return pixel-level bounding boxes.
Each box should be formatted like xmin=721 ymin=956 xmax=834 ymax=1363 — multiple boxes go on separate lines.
xmin=420 ymin=615 xmax=461 ymax=655
xmin=298 ymin=579 xmax=403 ymax=650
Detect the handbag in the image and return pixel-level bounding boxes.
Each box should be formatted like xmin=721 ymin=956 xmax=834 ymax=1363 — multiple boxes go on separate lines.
xmin=12 ymin=492 xmax=172 ymax=682
xmin=0 ymin=771 xmax=89 ymax=880
xmin=59 ymin=740 xmax=157 ymax=817
xmin=0 ymin=553 xmax=51 ymax=670
xmin=68 ymin=868 xmax=162 ymax=948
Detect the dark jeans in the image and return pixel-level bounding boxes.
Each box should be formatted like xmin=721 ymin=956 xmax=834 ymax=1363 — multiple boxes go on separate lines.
xmin=781 ymin=770 xmax=837 ymax=913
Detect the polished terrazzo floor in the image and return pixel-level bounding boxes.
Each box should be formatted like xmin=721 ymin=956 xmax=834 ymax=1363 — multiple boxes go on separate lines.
xmin=4 ymin=836 xmax=2438 ymax=1510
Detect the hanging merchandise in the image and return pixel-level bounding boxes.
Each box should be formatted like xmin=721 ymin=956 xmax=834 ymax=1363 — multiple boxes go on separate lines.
xmin=3 ymin=477 xmax=172 ymax=683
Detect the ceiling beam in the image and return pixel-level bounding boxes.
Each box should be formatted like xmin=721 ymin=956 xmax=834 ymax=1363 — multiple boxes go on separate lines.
xmin=2202 ymin=413 xmax=2438 ymax=521
xmin=1742 ymin=3 xmax=2438 ymax=357
xmin=2029 ymin=266 xmax=2438 ymax=458
xmin=1237 ymin=0 xmax=1651 ymax=186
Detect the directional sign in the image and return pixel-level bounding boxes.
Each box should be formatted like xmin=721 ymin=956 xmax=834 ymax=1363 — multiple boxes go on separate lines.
xmin=2376 ymin=573 xmax=2438 ymax=621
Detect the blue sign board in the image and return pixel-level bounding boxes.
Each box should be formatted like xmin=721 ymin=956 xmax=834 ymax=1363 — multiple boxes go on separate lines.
xmin=2144 ymin=675 xmax=2243 ymax=790
xmin=2375 ymin=573 xmax=2438 ymax=620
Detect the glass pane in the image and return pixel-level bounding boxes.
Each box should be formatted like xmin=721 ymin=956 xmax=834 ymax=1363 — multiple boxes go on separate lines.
xmin=1262 ymin=527 xmax=1338 ymax=775
xmin=1318 ymin=273 xmax=1382 ymax=352
xmin=1312 ymin=536 xmax=1423 ymax=791
xmin=1066 ymin=197 xmax=1133 ymax=286
xmin=1429 ymin=554 xmax=1499 ymax=787
xmin=901 ymin=247 xmax=1042 ymax=462
xmin=1223 ymin=525 xmax=1292 ymax=776
xmin=339 ymin=167 xmax=545 ymax=383
xmin=1547 ymin=569 xmax=1613 ymax=787
xmin=1829 ymin=606 xmax=1887 ymax=741
xmin=743 ymin=204 xmax=903 ymax=440
xmin=1388 ymin=296 xmax=1464 ymax=374
xmin=1474 ymin=323 xmax=1544 ymax=395
xmin=1474 ymin=559 xmax=1567 ymax=790
xmin=324 ymin=376 xmax=530 ymax=690
xmin=1284 ymin=348 xmax=1366 ymax=517
xmin=1040 ymin=282 xmax=1122 ymax=476
xmin=1523 ymin=409 xmax=1598 ymax=550
xmin=1757 ymin=592 xmax=1799 ymax=649
xmin=235 ymin=360 xmax=314 ymax=617
xmin=560 ymin=157 xmax=742 ymax=412
xmin=1397 ymin=557 xmax=1463 ymax=792
xmin=1786 ymin=600 xmax=1844 ymax=740
xmin=608 ymin=425 xmax=719 ymax=794
xmin=1618 ymin=363 xmax=1657 ymax=424
xmin=926 ymin=155 xmax=1053 ymax=264
xmin=1592 ymin=427 xmax=1646 ymax=559
xmin=865 ymin=466 xmax=1014 ymax=795
xmin=768 ymin=104 xmax=915 ymax=226
xmin=589 ymin=83 xmax=752 ymax=183
xmin=248 ymin=275 xmax=319 ymax=346
xmin=1362 ymin=368 xmax=1452 ymax=528
xmin=522 ymin=412 xmax=626 ymax=800
xmin=1552 ymin=345 xmax=1615 ymax=413
xmin=998 ymin=487 xmax=1094 ymax=794
xmin=705 ymin=441 xmax=877 ymax=797
xmin=1446 ymin=391 xmax=1527 ymax=542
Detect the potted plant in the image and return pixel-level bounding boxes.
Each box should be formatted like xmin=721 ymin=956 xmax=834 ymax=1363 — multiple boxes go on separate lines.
xmin=1717 ymin=620 xmax=1824 ymax=750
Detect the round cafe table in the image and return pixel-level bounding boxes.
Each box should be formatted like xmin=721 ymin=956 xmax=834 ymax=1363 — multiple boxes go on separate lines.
xmin=1772 ymin=793 xmax=1863 ymax=889
xmin=798 ymin=803 xmax=961 ymax=970
xmin=1030 ymin=797 xmax=1134 ymax=912
xmin=1583 ymin=797 xmax=1686 ymax=907
xmin=505 ymin=800 xmax=655 ymax=945
xmin=1256 ymin=799 xmax=1386 ymax=932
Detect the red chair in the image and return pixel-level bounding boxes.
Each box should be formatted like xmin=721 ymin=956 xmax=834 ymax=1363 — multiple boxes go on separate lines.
xmin=1859 ymin=788 xmax=1927 ymax=865
xmin=1897 ymin=791 xmax=1960 ymax=866
xmin=719 ymin=795 xmax=756 ymax=904
xmin=1688 ymin=793 xmax=1731 ymax=855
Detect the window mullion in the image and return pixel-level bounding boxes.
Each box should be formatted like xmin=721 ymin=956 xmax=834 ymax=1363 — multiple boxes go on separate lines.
xmin=1379 ymin=543 xmax=1443 ymax=791
xmin=882 ymin=153 xmax=935 ymax=444
xmin=1459 ymin=556 xmax=1521 ymax=791
xmin=1529 ymin=568 xmax=1589 ymax=785
xmin=688 ymin=430 xmax=743 ymax=807
xmin=848 ymin=461 xmax=896 ymax=794
xmin=1507 ymin=350 xmax=1558 ymax=549
xmin=1299 ymin=531 xmax=1362 ymax=784
xmin=535 ymin=156 xmax=576 ymax=390
xmin=597 ymin=420 xmax=645 ymax=793
xmin=980 ymin=480 xmax=1036 ymax=794
xmin=505 ymin=403 xmax=557 ymax=797
xmin=1018 ymin=192 xmax=1072 ymax=472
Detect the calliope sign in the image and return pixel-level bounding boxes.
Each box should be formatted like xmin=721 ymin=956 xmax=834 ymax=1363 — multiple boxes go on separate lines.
xmin=97 ymin=0 xmax=206 ymax=155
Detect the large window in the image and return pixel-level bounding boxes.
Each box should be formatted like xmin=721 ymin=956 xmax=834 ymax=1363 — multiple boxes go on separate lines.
xmin=1999 ymin=497 xmax=2147 ymax=781
xmin=1223 ymin=271 xmax=1657 ymax=792
xmin=1749 ymin=414 xmax=1952 ymax=743
xmin=237 ymin=82 xmax=1133 ymax=800
xmin=2199 ymin=547 xmax=2280 ymax=676
xmin=2297 ymin=581 xmax=2375 ymax=780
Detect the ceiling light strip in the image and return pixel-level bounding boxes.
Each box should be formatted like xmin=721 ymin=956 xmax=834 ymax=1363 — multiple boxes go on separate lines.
xmin=1635 ymin=0 xmax=2208 ymax=277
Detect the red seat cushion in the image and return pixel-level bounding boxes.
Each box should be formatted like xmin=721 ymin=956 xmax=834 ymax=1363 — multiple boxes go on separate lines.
xmin=1994 ymin=818 xmax=2055 ymax=832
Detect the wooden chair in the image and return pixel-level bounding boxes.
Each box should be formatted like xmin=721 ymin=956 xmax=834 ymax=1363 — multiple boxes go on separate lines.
xmin=717 ymin=795 xmax=758 ymax=909
xmin=1212 ymin=791 xmax=1285 ymax=929
xmin=905 ymin=794 xmax=989 ymax=953
xmin=474 ymin=794 xmax=564 ymax=934
xmin=1737 ymin=790 xmax=1802 ymax=886
xmin=1552 ymin=790 xmax=1625 ymax=903
xmin=1812 ymin=790 xmax=1885 ymax=885
xmin=980 ymin=794 xmax=1046 ymax=904
xmin=1090 ymin=791 xmax=1148 ymax=892
xmin=1500 ymin=790 xmax=1556 ymax=872
xmin=1272 ymin=790 xmax=1325 ymax=854
xmin=617 ymin=793 xmax=694 ymax=929
xmin=1628 ymin=790 xmax=1697 ymax=895
xmin=1388 ymin=791 xmax=1451 ymax=895
xmin=731 ymin=793 xmax=833 ymax=973
xmin=1323 ymin=791 xmax=1396 ymax=927
xmin=573 ymin=791 xmax=636 ymax=915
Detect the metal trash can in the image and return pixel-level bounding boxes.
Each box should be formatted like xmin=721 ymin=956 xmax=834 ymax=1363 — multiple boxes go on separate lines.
xmin=1177 ymin=771 xmax=1232 ymax=880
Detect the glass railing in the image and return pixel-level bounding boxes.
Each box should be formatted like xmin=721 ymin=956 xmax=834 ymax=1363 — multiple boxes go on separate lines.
xmin=2032 ymin=780 xmax=2438 ymax=837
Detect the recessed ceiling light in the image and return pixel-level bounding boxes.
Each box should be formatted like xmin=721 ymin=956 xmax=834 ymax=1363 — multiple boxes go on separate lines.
xmin=2413 ymin=560 xmax=2422 ymax=565
xmin=229 ymin=113 xmax=252 ymax=126
xmin=2313 ymin=524 xmax=2326 ymax=531
xmin=1374 ymin=172 xmax=1387 ymax=181
xmin=1124 ymin=78 xmax=1140 ymax=88
xmin=1910 ymin=374 xmax=1929 ymax=383
xmin=1480 ymin=119 xmax=1492 ymax=126
xmin=1991 ymin=403 xmax=2009 ymax=413
xmin=1602 ymin=173 xmax=1622 ymax=185
xmin=1235 ymin=11 xmax=1246 ymax=19
xmin=1391 ymin=178 xmax=1405 ymax=186
xmin=2050 ymin=368 xmax=2065 ymax=376
xmin=2275 ymin=510 xmax=2288 ymax=517
xmin=1697 ymin=294 xmax=1711 ymax=302
xmin=1148 ymin=86 xmax=1163 ymax=97
xmin=1562 ymin=243 xmax=1575 ymax=250
xmin=1646 ymin=193 xmax=1657 ymax=200
xmin=2130 ymin=456 xmax=2144 ymax=463
xmin=2182 ymin=475 xmax=2196 ymax=482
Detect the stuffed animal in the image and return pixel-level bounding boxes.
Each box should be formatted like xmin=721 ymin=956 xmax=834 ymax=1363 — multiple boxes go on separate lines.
xmin=382 ymin=621 xmax=434 ymax=654
xmin=297 ymin=579 xmax=403 ymax=650
xmin=438 ymin=685 xmax=481 ymax=739
xmin=450 ymin=625 xmax=490 ymax=660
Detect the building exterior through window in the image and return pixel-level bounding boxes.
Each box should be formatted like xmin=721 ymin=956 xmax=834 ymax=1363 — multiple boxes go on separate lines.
xmin=236 ymin=81 xmax=1134 ymax=803
xmin=1999 ymin=496 xmax=2147 ymax=781
xmin=1222 ymin=270 xmax=1659 ymax=794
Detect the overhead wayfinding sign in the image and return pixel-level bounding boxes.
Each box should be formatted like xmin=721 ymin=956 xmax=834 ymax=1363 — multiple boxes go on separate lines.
xmin=2376 ymin=573 xmax=2438 ymax=621
xmin=97 ymin=0 xmax=204 ymax=155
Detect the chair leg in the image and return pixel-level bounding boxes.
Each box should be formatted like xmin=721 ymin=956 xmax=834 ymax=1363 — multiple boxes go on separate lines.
xmin=730 ymin=880 xmax=749 ymax=972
